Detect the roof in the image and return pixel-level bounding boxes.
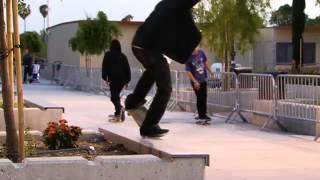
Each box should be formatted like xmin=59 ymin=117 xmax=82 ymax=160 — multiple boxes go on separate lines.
xmin=271 ymin=24 xmax=320 ymax=32
xmin=47 ymin=20 xmax=143 ymax=30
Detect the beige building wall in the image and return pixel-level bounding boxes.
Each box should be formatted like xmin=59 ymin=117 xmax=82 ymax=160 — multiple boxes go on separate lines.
xmin=252 ymin=28 xmax=276 ymax=72
xmin=47 ymin=21 xmax=81 ymax=66
xmin=48 ymin=20 xmax=217 ymax=71
xmin=47 ymin=20 xmax=320 ymax=73
xmin=86 ymin=22 xmax=143 ymax=70
xmin=274 ymin=25 xmax=320 ymax=67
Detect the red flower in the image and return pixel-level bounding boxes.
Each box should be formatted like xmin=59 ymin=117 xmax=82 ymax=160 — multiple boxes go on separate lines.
xmin=59 ymin=119 xmax=68 ymax=124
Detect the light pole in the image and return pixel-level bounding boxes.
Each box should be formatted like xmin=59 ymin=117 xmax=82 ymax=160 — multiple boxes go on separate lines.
xmin=47 ymin=0 xmax=49 ymax=29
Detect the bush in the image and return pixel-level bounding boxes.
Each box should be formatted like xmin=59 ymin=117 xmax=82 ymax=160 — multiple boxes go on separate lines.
xmin=43 ymin=119 xmax=82 ymax=150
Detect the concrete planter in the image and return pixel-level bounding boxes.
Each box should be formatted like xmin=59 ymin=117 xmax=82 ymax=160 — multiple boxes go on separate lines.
xmin=0 ymin=108 xmax=63 ymax=131
xmin=0 ymin=155 xmax=205 ymax=180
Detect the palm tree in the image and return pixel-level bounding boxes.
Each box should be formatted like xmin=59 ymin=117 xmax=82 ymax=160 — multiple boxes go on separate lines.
xmin=39 ymin=4 xmax=48 ymax=31
xmin=69 ymin=11 xmax=121 ymax=75
xmin=18 ymin=1 xmax=31 ymax=32
xmin=121 ymin=14 xmax=133 ymax=21
xmin=291 ymin=0 xmax=320 ymax=73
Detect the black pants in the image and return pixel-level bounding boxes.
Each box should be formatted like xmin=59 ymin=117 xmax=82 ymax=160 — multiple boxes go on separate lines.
xmin=131 ymin=47 xmax=172 ymax=128
xmin=23 ymin=65 xmax=31 ymax=83
xmin=191 ymin=82 xmax=207 ymax=117
xmin=110 ymin=82 xmax=125 ymax=116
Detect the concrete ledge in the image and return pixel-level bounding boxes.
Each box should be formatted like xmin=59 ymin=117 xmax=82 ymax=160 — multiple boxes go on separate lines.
xmin=99 ymin=125 xmax=209 ymax=167
xmin=0 ymin=108 xmax=63 ymax=131
xmin=0 ymin=155 xmax=205 ymax=180
xmin=24 ymin=97 xmax=65 ymax=113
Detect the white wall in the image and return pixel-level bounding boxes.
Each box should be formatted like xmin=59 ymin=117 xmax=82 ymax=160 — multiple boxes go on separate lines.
xmin=0 ymin=155 xmax=205 ymax=180
xmin=47 ymin=22 xmax=81 ymax=66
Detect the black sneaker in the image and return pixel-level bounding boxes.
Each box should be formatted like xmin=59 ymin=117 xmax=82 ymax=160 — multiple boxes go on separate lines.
xmin=125 ymin=94 xmax=147 ymax=110
xmin=198 ymin=115 xmax=212 ymax=120
xmin=120 ymin=108 xmax=125 ymax=122
xmin=140 ymin=127 xmax=169 ymax=137
xmin=109 ymin=115 xmax=120 ymax=123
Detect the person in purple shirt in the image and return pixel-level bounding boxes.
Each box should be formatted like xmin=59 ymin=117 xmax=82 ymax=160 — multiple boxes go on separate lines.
xmin=186 ymin=47 xmax=214 ymax=120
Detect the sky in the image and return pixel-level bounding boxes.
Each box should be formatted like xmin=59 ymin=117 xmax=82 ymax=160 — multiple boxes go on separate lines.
xmin=13 ymin=0 xmax=320 ymax=32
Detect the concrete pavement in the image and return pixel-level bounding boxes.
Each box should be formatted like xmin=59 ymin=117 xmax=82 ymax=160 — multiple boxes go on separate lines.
xmin=24 ymin=80 xmax=320 ymax=180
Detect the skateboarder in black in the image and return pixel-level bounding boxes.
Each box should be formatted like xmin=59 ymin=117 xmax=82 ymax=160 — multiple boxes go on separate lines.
xmin=125 ymin=0 xmax=202 ymax=137
xmin=102 ymin=40 xmax=131 ymax=121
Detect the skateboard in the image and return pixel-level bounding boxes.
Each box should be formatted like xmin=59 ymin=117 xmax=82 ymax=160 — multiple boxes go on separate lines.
xmin=126 ymin=106 xmax=147 ymax=127
xmin=195 ymin=119 xmax=211 ymax=125
xmin=108 ymin=114 xmax=115 ymax=118
xmin=108 ymin=116 xmax=121 ymax=123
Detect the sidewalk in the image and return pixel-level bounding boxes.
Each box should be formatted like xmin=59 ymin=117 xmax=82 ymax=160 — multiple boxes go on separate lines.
xmin=24 ymin=80 xmax=320 ymax=180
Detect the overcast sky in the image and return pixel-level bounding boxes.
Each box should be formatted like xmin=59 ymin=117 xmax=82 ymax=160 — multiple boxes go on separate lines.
xmin=16 ymin=0 xmax=320 ymax=32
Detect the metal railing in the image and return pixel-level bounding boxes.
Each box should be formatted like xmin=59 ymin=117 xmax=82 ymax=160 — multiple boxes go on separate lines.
xmin=41 ymin=63 xmax=320 ymax=141
xmin=277 ymin=75 xmax=320 ymax=141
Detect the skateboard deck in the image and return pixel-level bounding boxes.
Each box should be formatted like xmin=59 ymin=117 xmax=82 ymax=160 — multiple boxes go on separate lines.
xmin=108 ymin=116 xmax=121 ymax=123
xmin=126 ymin=106 xmax=147 ymax=127
xmin=195 ymin=119 xmax=211 ymax=125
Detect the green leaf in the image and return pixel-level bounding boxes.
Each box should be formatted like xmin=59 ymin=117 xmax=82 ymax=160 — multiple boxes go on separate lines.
xmin=69 ymin=11 xmax=121 ymax=56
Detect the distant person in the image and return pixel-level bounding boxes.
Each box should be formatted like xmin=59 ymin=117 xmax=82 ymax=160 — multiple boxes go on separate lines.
xmin=22 ymin=48 xmax=33 ymax=84
xmin=125 ymin=0 xmax=202 ymax=137
xmin=102 ymin=40 xmax=131 ymax=121
xmin=30 ymin=62 xmax=40 ymax=83
xmin=186 ymin=47 xmax=214 ymax=120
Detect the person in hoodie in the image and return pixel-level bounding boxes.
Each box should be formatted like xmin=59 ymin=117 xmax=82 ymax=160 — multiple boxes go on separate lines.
xmin=125 ymin=0 xmax=202 ymax=137
xmin=102 ymin=40 xmax=131 ymax=121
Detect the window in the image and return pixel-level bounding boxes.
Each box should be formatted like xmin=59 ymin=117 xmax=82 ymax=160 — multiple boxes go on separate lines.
xmin=276 ymin=42 xmax=316 ymax=65
xmin=303 ymin=43 xmax=316 ymax=64
xmin=276 ymin=43 xmax=292 ymax=64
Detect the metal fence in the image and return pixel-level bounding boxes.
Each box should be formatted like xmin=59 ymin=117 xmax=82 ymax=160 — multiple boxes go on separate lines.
xmin=41 ymin=63 xmax=106 ymax=94
xmin=276 ymin=75 xmax=320 ymax=141
xmin=236 ymin=74 xmax=277 ymax=128
xmin=41 ymin=63 xmax=319 ymax=141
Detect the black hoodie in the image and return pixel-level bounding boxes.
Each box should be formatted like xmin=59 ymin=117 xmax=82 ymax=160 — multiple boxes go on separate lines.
xmin=132 ymin=0 xmax=202 ymax=64
xmin=102 ymin=40 xmax=131 ymax=84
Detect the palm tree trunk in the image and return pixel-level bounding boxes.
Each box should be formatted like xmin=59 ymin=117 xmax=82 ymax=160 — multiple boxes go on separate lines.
xmin=24 ymin=19 xmax=26 ymax=32
xmin=292 ymin=0 xmax=305 ymax=73
xmin=0 ymin=0 xmax=19 ymax=162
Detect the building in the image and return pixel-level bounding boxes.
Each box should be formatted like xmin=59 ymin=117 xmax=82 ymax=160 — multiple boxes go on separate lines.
xmin=250 ymin=25 xmax=320 ymax=72
xmin=47 ymin=21 xmax=320 ymax=73
xmin=47 ymin=20 xmax=216 ymax=71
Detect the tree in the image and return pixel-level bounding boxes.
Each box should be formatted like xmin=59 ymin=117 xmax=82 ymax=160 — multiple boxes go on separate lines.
xmin=0 ymin=0 xmax=19 ymax=162
xmin=270 ymin=4 xmax=320 ymax=26
xmin=194 ymin=0 xmax=268 ymax=72
xmin=121 ymin=14 xmax=133 ymax=21
xmin=20 ymin=31 xmax=45 ymax=57
xmin=291 ymin=0 xmax=306 ymax=73
xmin=18 ymin=1 xmax=31 ymax=32
xmin=291 ymin=0 xmax=320 ymax=73
xmin=39 ymin=5 xmax=48 ymax=31
xmin=306 ymin=16 xmax=320 ymax=25
xmin=69 ymin=11 xmax=121 ymax=73
xmin=269 ymin=4 xmax=292 ymax=25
